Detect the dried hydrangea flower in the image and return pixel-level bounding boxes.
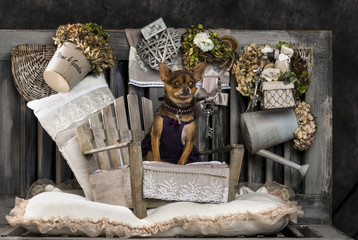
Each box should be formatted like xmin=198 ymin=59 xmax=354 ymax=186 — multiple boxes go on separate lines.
xmin=294 ymin=101 xmax=317 ymax=151
xmin=232 ymin=43 xmax=263 ymax=99
xmin=52 ymin=22 xmax=115 ymax=74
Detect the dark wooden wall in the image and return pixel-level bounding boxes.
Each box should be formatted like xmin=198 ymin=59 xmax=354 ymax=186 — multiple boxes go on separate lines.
xmin=0 ymin=0 xmax=357 ymax=238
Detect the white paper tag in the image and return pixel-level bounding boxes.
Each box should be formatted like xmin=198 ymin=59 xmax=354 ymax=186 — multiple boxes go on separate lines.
xmin=141 ymin=18 xmax=167 ymax=40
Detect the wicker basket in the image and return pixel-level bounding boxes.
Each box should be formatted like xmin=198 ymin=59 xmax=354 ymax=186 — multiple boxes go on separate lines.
xmin=261 ymin=81 xmax=296 ymax=110
xmin=11 ymin=44 xmax=57 ymax=101
xmin=136 ymin=28 xmax=181 ymax=70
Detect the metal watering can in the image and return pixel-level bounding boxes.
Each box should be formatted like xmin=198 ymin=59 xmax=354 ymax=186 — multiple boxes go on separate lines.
xmin=240 ymin=109 xmax=309 ymax=177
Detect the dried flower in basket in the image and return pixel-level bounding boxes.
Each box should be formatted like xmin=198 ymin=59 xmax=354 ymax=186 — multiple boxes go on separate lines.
xmin=275 ymin=42 xmax=311 ymax=101
xmin=182 ymin=24 xmax=237 ymax=71
xmin=53 ymin=22 xmax=115 ymax=73
xmin=294 ymin=101 xmax=317 ymax=151
xmin=290 ymin=52 xmax=310 ymax=100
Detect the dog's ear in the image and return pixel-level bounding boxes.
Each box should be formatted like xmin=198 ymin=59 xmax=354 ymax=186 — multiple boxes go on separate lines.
xmin=159 ymin=62 xmax=171 ymax=82
xmin=192 ymin=62 xmax=207 ymax=82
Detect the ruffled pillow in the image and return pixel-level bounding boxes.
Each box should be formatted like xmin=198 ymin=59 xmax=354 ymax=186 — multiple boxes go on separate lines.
xmin=6 ymin=187 xmax=302 ymax=238
xmin=27 ymin=73 xmax=114 ymax=146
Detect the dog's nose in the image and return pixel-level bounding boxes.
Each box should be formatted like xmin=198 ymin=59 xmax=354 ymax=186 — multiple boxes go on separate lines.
xmin=182 ymin=87 xmax=190 ymax=94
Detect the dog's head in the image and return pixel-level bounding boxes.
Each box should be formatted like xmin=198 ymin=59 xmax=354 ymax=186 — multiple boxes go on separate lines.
xmin=159 ymin=62 xmax=207 ymax=106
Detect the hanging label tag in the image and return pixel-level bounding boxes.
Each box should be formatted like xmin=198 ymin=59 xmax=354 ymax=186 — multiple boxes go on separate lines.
xmin=141 ymin=18 xmax=167 ymax=40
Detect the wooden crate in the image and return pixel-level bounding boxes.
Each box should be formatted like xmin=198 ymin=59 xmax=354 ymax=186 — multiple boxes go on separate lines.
xmin=0 ymin=29 xmax=338 ymax=238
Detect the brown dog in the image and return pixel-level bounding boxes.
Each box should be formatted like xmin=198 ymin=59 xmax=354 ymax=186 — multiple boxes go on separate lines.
xmin=141 ymin=62 xmax=207 ymax=165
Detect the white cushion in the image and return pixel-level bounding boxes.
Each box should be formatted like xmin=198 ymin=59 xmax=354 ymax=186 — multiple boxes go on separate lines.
xmin=27 ymin=73 xmax=114 ymax=200
xmin=6 ymin=188 xmax=302 ymax=238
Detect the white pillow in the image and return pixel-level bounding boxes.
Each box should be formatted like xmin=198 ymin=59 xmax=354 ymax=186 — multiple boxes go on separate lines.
xmin=27 ymin=73 xmax=114 ymax=200
xmin=27 ymin=73 xmax=114 ymax=146
xmin=6 ymin=189 xmax=302 ymax=238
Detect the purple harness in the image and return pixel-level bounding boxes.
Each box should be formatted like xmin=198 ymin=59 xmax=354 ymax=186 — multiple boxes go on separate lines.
xmin=141 ymin=115 xmax=200 ymax=164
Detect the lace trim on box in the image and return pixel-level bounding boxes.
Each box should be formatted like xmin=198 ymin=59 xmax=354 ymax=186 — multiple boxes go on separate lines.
xmin=40 ymin=87 xmax=114 ymax=139
xmin=143 ymin=166 xmax=229 ymax=203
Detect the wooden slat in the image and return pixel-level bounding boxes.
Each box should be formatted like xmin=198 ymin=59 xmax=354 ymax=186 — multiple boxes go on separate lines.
xmin=0 ymin=196 xmax=15 ymax=225
xmin=284 ymin=142 xmax=303 ymax=193
xmin=273 ymin=145 xmax=284 ymax=183
xmin=0 ymin=30 xmax=129 ymax=61
xmin=265 ymin=147 xmax=276 ymax=183
xmin=129 ymin=143 xmax=147 ymax=219
xmin=109 ymin=66 xmax=117 ymax=97
xmin=84 ymin=142 xmax=129 ymax=155
xmin=248 ymin=154 xmax=265 ymax=184
xmin=284 ymin=142 xmax=292 ymax=187
xmin=37 ymin=122 xmax=44 ymax=179
xmin=297 ymin=194 xmax=331 ymax=224
xmin=287 ymin=225 xmax=305 ymax=238
xmin=196 ymin=110 xmax=210 ymax=161
xmin=212 ymin=102 xmax=230 ymax=162
xmin=55 ymin=146 xmax=73 ymax=184
xmin=90 ymin=168 xmax=133 ymax=208
xmin=25 ymin=106 xmax=38 ymax=193
xmin=19 ymin=98 xmax=26 ymax=197
xmin=266 ymin=158 xmax=273 ymax=183
xmin=1 ymin=226 xmax=27 ymax=237
xmin=148 ymin=87 xmax=164 ymax=113
xmin=41 ymin=129 xmax=56 ymax=180
xmin=230 ymin=75 xmax=248 ymax=183
xmin=114 ymin=97 xmax=131 ymax=166
xmin=141 ymin=97 xmax=154 ymax=134
xmin=127 ymin=94 xmax=144 ymax=142
xmin=101 ymin=104 xmax=121 ymax=168
xmin=212 ymin=109 xmax=219 ymax=161
xmin=89 ymin=112 xmax=111 ymax=170
xmin=228 ymin=147 xmax=244 ymax=201
xmin=199 ymin=144 xmax=244 ymax=155
xmin=303 ymin=32 xmax=332 ymax=195
xmin=111 ymin=60 xmax=128 ymax=98
xmin=229 ymin=75 xmax=240 ymax=145
xmin=76 ymin=123 xmax=99 ymax=172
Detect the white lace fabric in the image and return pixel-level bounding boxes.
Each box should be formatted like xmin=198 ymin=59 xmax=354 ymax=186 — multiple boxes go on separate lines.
xmin=40 ymin=87 xmax=113 ymax=139
xmin=143 ymin=161 xmax=229 ymax=203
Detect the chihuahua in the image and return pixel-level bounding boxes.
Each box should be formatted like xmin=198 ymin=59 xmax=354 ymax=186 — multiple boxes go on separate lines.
xmin=141 ymin=62 xmax=207 ymax=165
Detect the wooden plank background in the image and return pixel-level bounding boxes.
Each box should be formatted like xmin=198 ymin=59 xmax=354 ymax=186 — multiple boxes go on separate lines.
xmin=0 ymin=30 xmax=332 ymax=224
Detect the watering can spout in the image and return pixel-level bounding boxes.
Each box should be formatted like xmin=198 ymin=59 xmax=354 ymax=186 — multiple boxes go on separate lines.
xmin=256 ymin=149 xmax=309 ymax=178
xmin=299 ymin=164 xmax=309 ymax=178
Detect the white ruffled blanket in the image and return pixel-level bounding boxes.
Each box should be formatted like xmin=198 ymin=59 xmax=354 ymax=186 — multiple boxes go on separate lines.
xmin=6 ymin=186 xmax=302 ymax=238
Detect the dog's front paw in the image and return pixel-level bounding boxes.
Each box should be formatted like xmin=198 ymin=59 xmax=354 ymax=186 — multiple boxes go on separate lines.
xmin=177 ymin=159 xmax=186 ymax=165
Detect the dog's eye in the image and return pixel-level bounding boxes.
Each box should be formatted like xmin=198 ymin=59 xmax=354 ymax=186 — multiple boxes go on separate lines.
xmin=173 ymin=82 xmax=180 ymax=88
xmin=189 ymin=81 xmax=195 ymax=87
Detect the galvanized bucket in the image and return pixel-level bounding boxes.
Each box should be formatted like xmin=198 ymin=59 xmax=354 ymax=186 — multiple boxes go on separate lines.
xmin=240 ymin=109 xmax=299 ymax=154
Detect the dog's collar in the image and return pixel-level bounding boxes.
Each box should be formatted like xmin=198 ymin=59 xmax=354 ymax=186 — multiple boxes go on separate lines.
xmin=161 ymin=96 xmax=193 ymax=115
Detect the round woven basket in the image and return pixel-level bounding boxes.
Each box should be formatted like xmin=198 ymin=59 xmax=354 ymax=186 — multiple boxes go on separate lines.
xmin=136 ymin=28 xmax=181 ymax=70
xmin=11 ymin=44 xmax=57 ymax=101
